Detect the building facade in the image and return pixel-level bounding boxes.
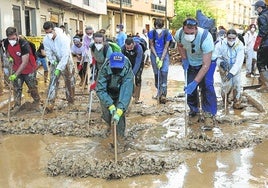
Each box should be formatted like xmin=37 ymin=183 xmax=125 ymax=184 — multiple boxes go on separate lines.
xmin=0 ymin=0 xmax=173 ymax=40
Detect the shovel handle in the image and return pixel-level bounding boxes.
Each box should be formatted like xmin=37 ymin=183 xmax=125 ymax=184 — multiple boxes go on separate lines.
xmin=113 ymin=121 xmax=118 ymax=163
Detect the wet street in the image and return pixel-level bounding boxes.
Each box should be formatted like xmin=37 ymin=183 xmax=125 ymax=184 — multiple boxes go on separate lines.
xmin=0 ymin=64 xmax=268 ymax=187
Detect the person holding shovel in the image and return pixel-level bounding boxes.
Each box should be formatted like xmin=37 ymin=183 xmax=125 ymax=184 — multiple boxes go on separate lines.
xmin=96 ymin=52 xmax=134 ymax=149
xmin=4 ymin=26 xmax=40 ymax=113
xmin=216 ymin=29 xmax=245 ymax=109
xmin=174 ymin=18 xmax=217 ymax=130
xmin=43 ymin=21 xmax=75 ymax=113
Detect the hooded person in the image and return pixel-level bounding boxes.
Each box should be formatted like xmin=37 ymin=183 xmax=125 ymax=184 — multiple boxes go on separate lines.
xmin=96 ymin=52 xmax=134 ymax=147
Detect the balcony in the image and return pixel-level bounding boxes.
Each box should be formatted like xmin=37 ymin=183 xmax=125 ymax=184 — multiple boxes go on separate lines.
xmin=151 ymin=3 xmax=166 ymax=13
xmin=108 ymin=0 xmax=132 ymax=7
xmin=45 ymin=0 xmax=107 ymax=14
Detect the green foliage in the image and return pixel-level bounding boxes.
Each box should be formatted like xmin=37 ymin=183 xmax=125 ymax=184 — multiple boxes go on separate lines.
xmin=170 ymin=0 xmax=216 ymax=30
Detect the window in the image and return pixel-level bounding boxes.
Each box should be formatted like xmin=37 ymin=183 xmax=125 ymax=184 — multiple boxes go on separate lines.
xmin=13 ymin=5 xmax=22 ymax=35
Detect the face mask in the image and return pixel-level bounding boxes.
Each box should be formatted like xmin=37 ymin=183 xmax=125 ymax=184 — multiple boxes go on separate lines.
xmin=227 ymin=40 xmax=235 ymax=47
xmin=47 ymin=33 xmax=53 ymax=40
xmin=116 ymin=28 xmax=120 ymax=32
xmin=95 ymin=44 xmax=103 ymax=51
xmin=251 ymin=28 xmax=256 ymax=32
xmin=220 ymin=36 xmax=225 ymax=40
xmin=156 ymin=29 xmax=162 ymax=34
xmin=184 ymin=34 xmax=195 ymax=42
xmin=9 ymin=40 xmax=17 ymax=46
xmin=87 ymin=35 xmax=93 ymax=39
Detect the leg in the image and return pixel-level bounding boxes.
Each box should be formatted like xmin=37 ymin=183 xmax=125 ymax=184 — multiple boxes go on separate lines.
xmin=187 ymin=65 xmax=200 ymax=114
xmin=12 ymin=74 xmax=24 ymax=107
xmin=24 ymin=71 xmax=40 ymax=104
xmin=63 ymin=59 xmax=75 ymax=104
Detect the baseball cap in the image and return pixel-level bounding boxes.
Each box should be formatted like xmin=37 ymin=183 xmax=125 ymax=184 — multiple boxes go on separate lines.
xmin=116 ymin=24 xmax=124 ymax=29
xmin=252 ymin=0 xmax=266 ymax=8
xmin=110 ymin=52 xmax=125 ymax=69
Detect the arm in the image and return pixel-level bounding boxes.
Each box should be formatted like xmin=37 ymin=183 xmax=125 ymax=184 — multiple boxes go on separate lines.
xmin=149 ymin=39 xmax=158 ymax=57
xmin=56 ymin=36 xmax=72 ymax=71
xmin=15 ymin=53 xmax=30 ymax=76
xmin=132 ymin=45 xmax=143 ymax=75
xmin=194 ymin=52 xmax=212 ymax=83
xmin=229 ymin=44 xmax=245 ymax=75
xmin=43 ymin=37 xmax=57 ymax=63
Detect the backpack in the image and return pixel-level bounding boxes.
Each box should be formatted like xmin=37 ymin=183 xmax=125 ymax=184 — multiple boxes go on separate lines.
xmin=132 ymin=37 xmax=148 ymax=53
xmin=92 ymin=41 xmax=121 ymax=58
xmin=153 ymin=29 xmax=176 ymax=49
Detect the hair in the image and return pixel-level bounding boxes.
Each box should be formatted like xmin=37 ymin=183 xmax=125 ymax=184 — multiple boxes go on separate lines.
xmin=93 ymin=32 xmax=104 ymax=40
xmin=183 ymin=18 xmax=198 ymax=26
xmin=59 ymin=25 xmax=65 ymax=29
xmin=6 ymin=27 xmax=17 ymax=37
xmin=43 ymin=21 xmax=55 ymax=30
xmin=154 ymin=18 xmax=164 ymax=29
xmin=249 ymin=24 xmax=256 ymax=29
xmin=125 ymin=37 xmax=134 ymax=45
xmin=85 ymin=26 xmax=93 ymax=31
xmin=226 ymin=29 xmax=237 ymax=36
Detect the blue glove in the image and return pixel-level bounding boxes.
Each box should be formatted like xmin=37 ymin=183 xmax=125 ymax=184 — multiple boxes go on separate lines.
xmin=223 ymin=73 xmax=233 ymax=82
xmin=182 ymin=59 xmax=189 ymax=70
xmin=54 ymin=69 xmax=60 ymax=77
xmin=185 ymin=80 xmax=198 ymax=95
xmin=220 ymin=61 xmax=229 ymax=71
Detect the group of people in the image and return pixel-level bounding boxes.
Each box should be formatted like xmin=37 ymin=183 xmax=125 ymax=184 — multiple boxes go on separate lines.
xmin=1 ymin=0 xmax=268 ymax=148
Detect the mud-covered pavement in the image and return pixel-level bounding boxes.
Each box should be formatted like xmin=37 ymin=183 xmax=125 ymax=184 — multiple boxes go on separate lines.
xmin=1 ymin=65 xmax=268 ymax=187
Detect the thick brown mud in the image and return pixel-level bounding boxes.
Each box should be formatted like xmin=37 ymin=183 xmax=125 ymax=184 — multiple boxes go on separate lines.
xmin=1 ymin=65 xmax=268 ymax=185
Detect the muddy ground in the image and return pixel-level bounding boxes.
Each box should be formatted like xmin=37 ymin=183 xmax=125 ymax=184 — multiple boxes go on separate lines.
xmin=1 ymin=63 xmax=268 ymax=181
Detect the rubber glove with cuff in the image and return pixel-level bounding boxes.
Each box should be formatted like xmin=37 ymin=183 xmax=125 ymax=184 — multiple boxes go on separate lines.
xmin=185 ymin=80 xmax=198 ymax=95
xmin=182 ymin=59 xmax=189 ymax=70
xmin=113 ymin=108 xmax=123 ymax=123
xmin=253 ymin=36 xmax=262 ymax=51
xmin=9 ymin=74 xmax=17 ymax=81
xmin=220 ymin=61 xmax=229 ymax=71
xmin=77 ymin=64 xmax=83 ymax=71
xmin=51 ymin=61 xmax=58 ymax=66
xmin=54 ymin=69 xmax=61 ymax=77
xmin=108 ymin=104 xmax=116 ymax=115
xmin=157 ymin=60 xmax=163 ymax=69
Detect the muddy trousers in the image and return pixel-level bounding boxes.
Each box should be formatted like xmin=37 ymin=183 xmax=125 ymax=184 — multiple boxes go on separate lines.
xmin=47 ymin=61 xmax=75 ymax=105
xmin=154 ymin=71 xmax=168 ymax=97
xmin=133 ymin=64 xmax=144 ymax=101
xmin=12 ymin=71 xmax=40 ymax=107
xmin=100 ymin=102 xmax=126 ymax=137
xmin=187 ymin=61 xmax=217 ymax=116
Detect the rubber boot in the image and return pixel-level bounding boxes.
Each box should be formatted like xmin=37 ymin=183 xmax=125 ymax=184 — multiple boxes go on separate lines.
xmin=233 ymin=99 xmax=243 ymax=109
xmin=201 ymin=112 xmax=216 ymax=131
xmin=257 ymin=71 xmax=268 ymax=93
xmin=44 ymin=71 xmax=48 ymax=83
xmin=134 ymin=86 xmax=142 ymax=104
xmin=251 ymin=59 xmax=257 ymax=76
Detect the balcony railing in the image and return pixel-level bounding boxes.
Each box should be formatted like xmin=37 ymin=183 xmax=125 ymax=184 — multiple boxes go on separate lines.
xmin=151 ymin=3 xmax=166 ymax=13
xmin=108 ymin=0 xmax=132 ymax=7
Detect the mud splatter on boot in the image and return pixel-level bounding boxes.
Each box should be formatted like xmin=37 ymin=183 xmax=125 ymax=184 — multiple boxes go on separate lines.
xmin=201 ymin=112 xmax=216 ymax=131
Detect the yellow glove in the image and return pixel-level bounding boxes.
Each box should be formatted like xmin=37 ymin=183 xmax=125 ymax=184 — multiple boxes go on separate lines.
xmin=156 ymin=57 xmax=160 ymax=64
xmin=108 ymin=104 xmax=116 ymax=115
xmin=157 ymin=60 xmax=163 ymax=69
xmin=9 ymin=74 xmax=17 ymax=81
xmin=113 ymin=108 xmax=123 ymax=122
xmin=8 ymin=57 xmax=13 ymax=63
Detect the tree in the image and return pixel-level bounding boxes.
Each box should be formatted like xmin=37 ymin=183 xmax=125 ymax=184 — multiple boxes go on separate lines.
xmin=170 ymin=0 xmax=216 ymax=30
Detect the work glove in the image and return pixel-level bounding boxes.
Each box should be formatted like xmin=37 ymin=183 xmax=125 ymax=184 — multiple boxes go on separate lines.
xmin=91 ymin=57 xmax=96 ymax=65
xmin=77 ymin=64 xmax=83 ymax=71
xmin=89 ymin=81 xmax=96 ymax=91
xmin=113 ymin=108 xmax=123 ymax=123
xmin=8 ymin=57 xmax=13 ymax=63
xmin=156 ymin=57 xmax=160 ymax=63
xmin=223 ymin=72 xmax=233 ymax=82
xmin=182 ymin=59 xmax=189 ymax=70
xmin=220 ymin=61 xmax=229 ymax=72
xmin=157 ymin=60 xmax=163 ymax=69
xmin=108 ymin=104 xmax=116 ymax=115
xmin=9 ymin=74 xmax=17 ymax=81
xmin=54 ymin=69 xmax=61 ymax=77
xmin=185 ymin=80 xmax=198 ymax=95
xmin=254 ymin=36 xmax=262 ymax=51
xmin=51 ymin=61 xmax=58 ymax=66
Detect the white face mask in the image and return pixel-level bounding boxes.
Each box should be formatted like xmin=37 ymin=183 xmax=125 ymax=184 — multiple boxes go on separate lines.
xmin=220 ymin=36 xmax=225 ymax=40
xmin=156 ymin=29 xmax=162 ymax=34
xmin=95 ymin=44 xmax=103 ymax=51
xmin=116 ymin=28 xmax=120 ymax=32
xmin=184 ymin=34 xmax=195 ymax=42
xmin=47 ymin=33 xmax=54 ymax=40
xmin=87 ymin=35 xmax=93 ymax=39
xmin=227 ymin=40 xmax=235 ymax=46
xmin=251 ymin=28 xmax=256 ymax=32
xmin=9 ymin=40 xmax=17 ymax=46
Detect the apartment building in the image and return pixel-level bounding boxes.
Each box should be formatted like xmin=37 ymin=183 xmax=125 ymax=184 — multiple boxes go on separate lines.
xmin=0 ymin=0 xmax=173 ymax=39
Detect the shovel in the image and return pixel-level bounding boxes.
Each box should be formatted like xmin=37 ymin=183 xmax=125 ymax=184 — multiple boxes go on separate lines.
xmin=112 ymin=120 xmax=118 ymax=163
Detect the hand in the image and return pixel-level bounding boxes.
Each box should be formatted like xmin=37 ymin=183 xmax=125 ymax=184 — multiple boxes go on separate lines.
xmin=54 ymin=69 xmax=61 ymax=77
xmin=108 ymin=104 xmax=116 ymax=115
xmin=52 ymin=61 xmax=58 ymax=66
xmin=157 ymin=60 xmax=163 ymax=69
xmin=9 ymin=74 xmax=17 ymax=81
xmin=156 ymin=57 xmax=160 ymax=63
xmin=220 ymin=61 xmax=229 ymax=71
xmin=8 ymin=57 xmax=13 ymax=63
xmin=223 ymin=72 xmax=233 ymax=82
xmin=182 ymin=59 xmax=189 ymax=70
xmin=185 ymin=80 xmax=198 ymax=95
xmin=113 ymin=108 xmax=123 ymax=123
xmin=254 ymin=36 xmax=262 ymax=51
xmin=89 ymin=81 xmax=96 ymax=91
xmin=77 ymin=64 xmax=83 ymax=71
xmin=91 ymin=57 xmax=96 ymax=65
